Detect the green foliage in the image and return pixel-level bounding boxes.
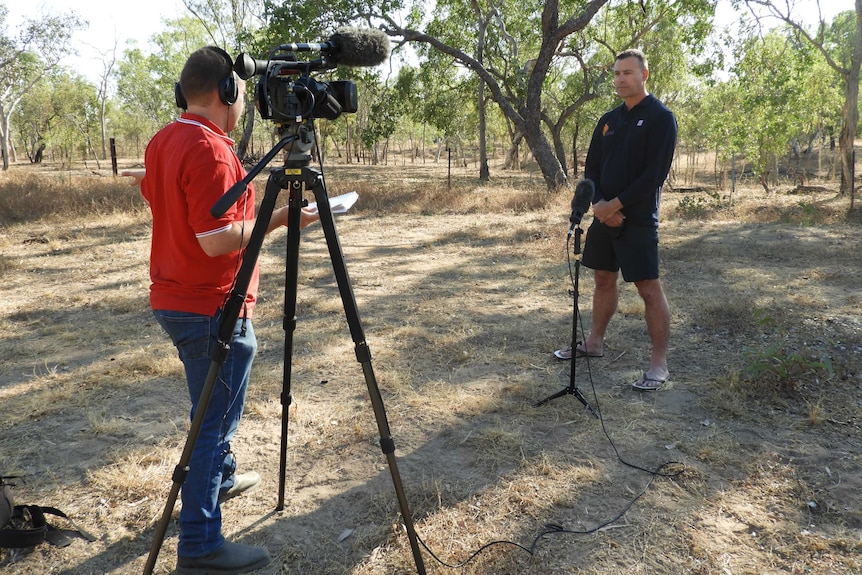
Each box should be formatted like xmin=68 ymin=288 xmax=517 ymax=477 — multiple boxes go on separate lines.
xmin=4 ymin=0 xmax=856 ymax=189
xmin=13 ymin=69 xmax=102 ymax=165
xmin=793 ymin=201 xmax=819 ymax=226
xmin=0 ymin=5 xmax=86 ymax=168
xmin=260 ymin=0 xmax=404 ymax=49
xmin=695 ymin=28 xmax=840 ymax=192
xmin=743 ymin=344 xmax=833 ymax=393
xmin=742 ymin=309 xmax=834 ymax=393
xmin=115 ymin=17 xmax=211 ymax=132
xmin=824 ymin=9 xmax=859 ymax=69
xmin=675 ymin=190 xmax=724 ymax=219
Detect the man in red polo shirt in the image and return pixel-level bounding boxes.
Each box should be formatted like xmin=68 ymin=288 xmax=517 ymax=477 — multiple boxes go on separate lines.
xmin=139 ymin=46 xmax=317 ymax=574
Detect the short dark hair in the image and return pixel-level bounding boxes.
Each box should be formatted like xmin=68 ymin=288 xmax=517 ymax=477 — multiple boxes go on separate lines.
xmin=179 ymin=46 xmax=233 ymax=106
xmin=615 ymin=49 xmax=648 ymax=71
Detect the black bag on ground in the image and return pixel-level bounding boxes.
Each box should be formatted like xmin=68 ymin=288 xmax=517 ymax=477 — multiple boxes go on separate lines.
xmin=0 ymin=476 xmax=96 ymax=549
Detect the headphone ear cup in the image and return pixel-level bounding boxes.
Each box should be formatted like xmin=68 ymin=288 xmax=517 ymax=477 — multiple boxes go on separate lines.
xmin=219 ymin=75 xmax=238 ymax=106
xmin=174 ymin=82 xmax=188 ymax=109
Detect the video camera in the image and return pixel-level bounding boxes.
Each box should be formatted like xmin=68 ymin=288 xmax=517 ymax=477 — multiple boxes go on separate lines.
xmin=233 ymin=27 xmax=389 ymax=124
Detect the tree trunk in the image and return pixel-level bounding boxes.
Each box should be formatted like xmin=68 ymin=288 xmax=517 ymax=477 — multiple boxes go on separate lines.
xmin=571 ymin=121 xmax=580 ymax=179
xmin=840 ymin=0 xmax=862 ymax=198
xmin=549 ymin=117 xmax=568 ymax=178
xmin=100 ymin=98 xmax=108 ymax=160
xmin=475 ymin=10 xmax=491 ymax=182
xmin=0 ymin=110 xmax=11 ymax=171
xmin=821 ymin=0 xmax=862 ymax=197
xmin=236 ymin=98 xmax=256 ymax=160
xmin=523 ymin=122 xmax=568 ymax=190
xmin=504 ymin=131 xmax=523 ymax=170
xmin=477 ymin=77 xmax=490 ymax=181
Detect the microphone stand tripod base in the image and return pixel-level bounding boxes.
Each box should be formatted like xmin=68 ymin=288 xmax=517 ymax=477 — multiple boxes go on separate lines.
xmin=534 ymin=381 xmax=598 ymax=417
xmin=535 ymin=224 xmax=598 ymax=418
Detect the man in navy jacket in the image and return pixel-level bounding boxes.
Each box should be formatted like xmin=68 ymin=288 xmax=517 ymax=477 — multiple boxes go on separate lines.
xmin=555 ymin=49 xmax=677 ymax=392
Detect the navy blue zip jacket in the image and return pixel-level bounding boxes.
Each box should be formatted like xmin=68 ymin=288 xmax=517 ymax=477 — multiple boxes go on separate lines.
xmin=584 ymin=94 xmax=677 ymax=227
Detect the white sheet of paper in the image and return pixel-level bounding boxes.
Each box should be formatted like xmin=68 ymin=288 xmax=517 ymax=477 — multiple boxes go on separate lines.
xmin=306 ymin=191 xmax=359 ymax=215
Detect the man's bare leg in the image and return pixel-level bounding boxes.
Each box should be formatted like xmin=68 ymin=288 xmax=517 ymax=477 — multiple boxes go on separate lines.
xmin=634 ymin=278 xmax=670 ymax=380
xmin=583 ymin=270 xmax=619 ymax=356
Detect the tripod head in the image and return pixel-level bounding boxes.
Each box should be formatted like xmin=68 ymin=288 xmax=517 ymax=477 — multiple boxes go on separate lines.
xmin=280 ymin=121 xmax=316 ymax=169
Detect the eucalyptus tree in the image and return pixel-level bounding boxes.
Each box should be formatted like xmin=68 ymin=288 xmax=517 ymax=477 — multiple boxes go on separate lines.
xmin=389 ymin=66 xmax=426 ymax=157
xmin=419 ymin=0 xmax=534 ymax=180
xmin=400 ymin=54 xmax=476 ymax=153
xmin=13 ymin=73 xmax=58 ymax=163
xmin=0 ymin=5 xmax=84 ymax=170
xmin=11 ymin=72 xmax=65 ymax=164
xmin=385 ymin=64 xmax=482 ymax=162
xmin=740 ymin=0 xmax=862 ymax=201
xmin=115 ymin=17 xmax=212 ymax=139
xmin=381 ymin=0 xmax=610 ymax=191
xmin=13 ymin=70 xmax=101 ymax=167
xmin=379 ymin=0 xmax=716 ymax=192
xmin=544 ymin=0 xmax=715 ymax=179
xmin=715 ymin=30 xmax=833 ymax=193
xmin=182 ymin=0 xmax=267 ymax=48
xmin=260 ymin=0 xmax=402 ymax=44
xmin=86 ymin=38 xmax=121 ymax=161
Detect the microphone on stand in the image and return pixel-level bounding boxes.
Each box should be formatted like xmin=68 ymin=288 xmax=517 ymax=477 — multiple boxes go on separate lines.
xmin=568 ymin=178 xmax=595 ymax=235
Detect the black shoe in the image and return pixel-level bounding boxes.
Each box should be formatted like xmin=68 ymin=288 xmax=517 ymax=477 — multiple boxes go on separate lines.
xmin=218 ymin=471 xmax=260 ymax=503
xmin=176 ymin=540 xmax=272 ymax=574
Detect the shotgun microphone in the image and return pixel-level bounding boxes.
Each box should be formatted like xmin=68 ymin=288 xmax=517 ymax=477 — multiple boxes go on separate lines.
xmin=325 ymin=27 xmax=390 ymax=67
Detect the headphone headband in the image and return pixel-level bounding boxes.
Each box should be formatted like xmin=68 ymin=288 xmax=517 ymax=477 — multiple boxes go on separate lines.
xmin=174 ymin=46 xmax=238 ymax=109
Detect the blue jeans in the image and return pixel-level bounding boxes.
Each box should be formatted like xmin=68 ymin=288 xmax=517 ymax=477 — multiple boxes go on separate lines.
xmin=153 ymin=309 xmax=257 ymax=558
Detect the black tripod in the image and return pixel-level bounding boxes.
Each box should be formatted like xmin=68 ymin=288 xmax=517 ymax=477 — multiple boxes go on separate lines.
xmin=143 ymin=122 xmax=426 ymax=574
xmin=535 ymin=225 xmax=598 ymax=417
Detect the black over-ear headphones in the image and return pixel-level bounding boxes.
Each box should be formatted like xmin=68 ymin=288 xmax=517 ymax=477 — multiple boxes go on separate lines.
xmin=174 ymin=46 xmax=238 ymax=110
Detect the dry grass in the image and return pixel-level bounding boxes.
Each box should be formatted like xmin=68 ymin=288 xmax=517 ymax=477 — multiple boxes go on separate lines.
xmin=0 ymin=155 xmax=860 ymax=574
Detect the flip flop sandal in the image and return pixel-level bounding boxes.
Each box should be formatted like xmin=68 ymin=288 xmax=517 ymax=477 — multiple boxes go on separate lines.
xmin=632 ymin=373 xmax=666 ymax=391
xmin=553 ymin=341 xmax=603 ymax=360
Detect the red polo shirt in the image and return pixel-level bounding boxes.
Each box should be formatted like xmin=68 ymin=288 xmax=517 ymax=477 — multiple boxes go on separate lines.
xmin=141 ymin=114 xmax=258 ymax=317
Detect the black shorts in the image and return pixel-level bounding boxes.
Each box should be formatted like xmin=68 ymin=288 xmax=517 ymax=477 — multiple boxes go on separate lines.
xmin=582 ymin=221 xmax=660 ymax=282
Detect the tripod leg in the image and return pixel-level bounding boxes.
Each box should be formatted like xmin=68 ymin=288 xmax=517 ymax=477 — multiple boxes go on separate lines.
xmin=534 ymin=387 xmax=570 ymax=407
xmin=277 ymin=180 xmax=304 ymax=511
xmin=143 ymin=358 xmax=225 ymax=574
xmin=307 ymin=170 xmax=426 ymax=575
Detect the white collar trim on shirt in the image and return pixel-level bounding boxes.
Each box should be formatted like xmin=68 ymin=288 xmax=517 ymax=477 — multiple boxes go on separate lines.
xmin=177 ymin=117 xmax=235 ymax=146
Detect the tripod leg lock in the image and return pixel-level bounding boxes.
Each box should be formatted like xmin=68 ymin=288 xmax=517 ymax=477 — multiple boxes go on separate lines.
xmin=171 ymin=465 xmax=190 ymax=484
xmin=380 ymin=436 xmax=395 ymax=455
xmin=355 ymin=343 xmax=372 ymax=363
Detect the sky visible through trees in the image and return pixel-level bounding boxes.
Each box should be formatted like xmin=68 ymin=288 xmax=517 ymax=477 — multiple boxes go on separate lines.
xmin=4 ymin=0 xmax=852 ymax=85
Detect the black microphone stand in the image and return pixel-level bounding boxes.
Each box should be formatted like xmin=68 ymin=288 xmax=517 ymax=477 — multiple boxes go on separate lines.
xmin=143 ymin=121 xmax=426 ymax=575
xmin=535 ymin=224 xmax=598 ymax=417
